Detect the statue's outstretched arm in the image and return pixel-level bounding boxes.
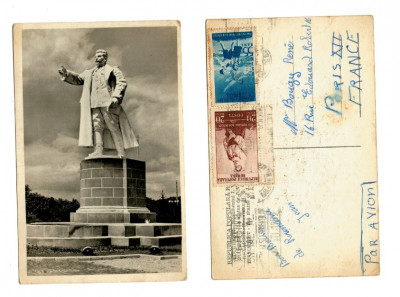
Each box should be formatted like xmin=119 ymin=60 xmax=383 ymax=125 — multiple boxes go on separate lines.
xmin=58 ymin=66 xmax=84 ymax=85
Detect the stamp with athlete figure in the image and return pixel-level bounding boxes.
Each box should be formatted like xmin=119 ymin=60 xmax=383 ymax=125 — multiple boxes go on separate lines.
xmin=215 ymin=110 xmax=258 ymax=183
xmin=211 ymin=31 xmax=256 ymax=103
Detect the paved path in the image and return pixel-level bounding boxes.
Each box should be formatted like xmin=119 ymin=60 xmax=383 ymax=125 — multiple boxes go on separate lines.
xmin=27 ymin=255 xmax=182 ymax=275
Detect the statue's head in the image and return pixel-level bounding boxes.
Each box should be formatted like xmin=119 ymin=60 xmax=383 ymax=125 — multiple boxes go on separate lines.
xmin=95 ymin=49 xmax=108 ymax=67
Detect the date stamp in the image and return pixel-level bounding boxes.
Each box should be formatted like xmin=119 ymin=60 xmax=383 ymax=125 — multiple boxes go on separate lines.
xmin=211 ymin=31 xmax=256 ymax=103
xmin=215 ymin=110 xmax=258 ymax=183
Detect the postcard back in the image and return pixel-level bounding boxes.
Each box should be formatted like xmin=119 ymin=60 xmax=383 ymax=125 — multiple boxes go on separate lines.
xmin=207 ymin=16 xmax=379 ymax=279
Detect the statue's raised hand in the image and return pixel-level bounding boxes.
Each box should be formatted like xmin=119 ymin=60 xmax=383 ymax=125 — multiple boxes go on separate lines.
xmin=58 ymin=66 xmax=67 ymax=78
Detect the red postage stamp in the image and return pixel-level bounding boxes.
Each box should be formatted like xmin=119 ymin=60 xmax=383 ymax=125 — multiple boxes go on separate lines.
xmin=215 ymin=110 xmax=258 ymax=183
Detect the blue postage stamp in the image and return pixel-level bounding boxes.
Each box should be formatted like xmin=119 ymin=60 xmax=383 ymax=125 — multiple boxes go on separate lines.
xmin=212 ymin=31 xmax=256 ymax=103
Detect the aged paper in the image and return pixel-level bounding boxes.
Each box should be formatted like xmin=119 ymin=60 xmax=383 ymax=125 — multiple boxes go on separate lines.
xmin=14 ymin=21 xmax=186 ymax=283
xmin=207 ymin=16 xmax=379 ymax=279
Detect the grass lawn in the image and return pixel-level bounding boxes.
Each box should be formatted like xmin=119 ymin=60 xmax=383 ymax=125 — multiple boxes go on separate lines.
xmin=27 ymin=244 xmax=181 ymax=257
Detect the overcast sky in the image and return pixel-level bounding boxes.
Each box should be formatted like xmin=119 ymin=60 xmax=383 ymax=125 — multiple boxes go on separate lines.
xmin=22 ymin=26 xmax=180 ymax=200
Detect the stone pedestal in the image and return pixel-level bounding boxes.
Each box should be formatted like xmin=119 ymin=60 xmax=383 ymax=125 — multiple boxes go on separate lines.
xmin=71 ymin=158 xmax=156 ymax=223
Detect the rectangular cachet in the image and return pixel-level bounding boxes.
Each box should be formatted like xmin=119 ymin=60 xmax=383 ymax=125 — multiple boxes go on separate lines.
xmin=211 ymin=31 xmax=256 ymax=103
xmin=215 ymin=110 xmax=258 ymax=183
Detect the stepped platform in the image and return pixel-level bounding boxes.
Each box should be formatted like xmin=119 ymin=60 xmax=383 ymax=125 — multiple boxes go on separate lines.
xmin=27 ymin=223 xmax=182 ymax=248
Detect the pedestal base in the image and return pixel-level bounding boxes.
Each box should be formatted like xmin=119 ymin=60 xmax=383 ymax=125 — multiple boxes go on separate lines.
xmin=70 ymin=208 xmax=157 ymax=223
xmin=73 ymin=157 xmax=156 ymax=223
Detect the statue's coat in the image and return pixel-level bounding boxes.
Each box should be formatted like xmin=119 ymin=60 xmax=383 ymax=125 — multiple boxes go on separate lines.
xmin=62 ymin=64 xmax=138 ymax=149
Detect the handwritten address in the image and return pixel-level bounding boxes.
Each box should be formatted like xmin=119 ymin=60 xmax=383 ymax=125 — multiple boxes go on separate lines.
xmin=281 ymin=17 xmax=315 ymax=136
xmin=325 ymin=30 xmax=363 ymax=117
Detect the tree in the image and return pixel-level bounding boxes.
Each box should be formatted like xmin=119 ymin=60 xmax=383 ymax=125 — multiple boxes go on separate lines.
xmin=146 ymin=196 xmax=181 ymax=223
xmin=25 ymin=185 xmax=80 ymax=223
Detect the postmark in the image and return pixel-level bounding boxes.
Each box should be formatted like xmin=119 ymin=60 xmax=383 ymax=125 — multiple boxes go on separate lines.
xmin=215 ymin=110 xmax=258 ymax=183
xmin=211 ymin=31 xmax=256 ymax=103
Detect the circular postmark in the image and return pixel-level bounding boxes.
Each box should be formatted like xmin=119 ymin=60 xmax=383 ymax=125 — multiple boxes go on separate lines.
xmin=257 ymin=47 xmax=272 ymax=81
